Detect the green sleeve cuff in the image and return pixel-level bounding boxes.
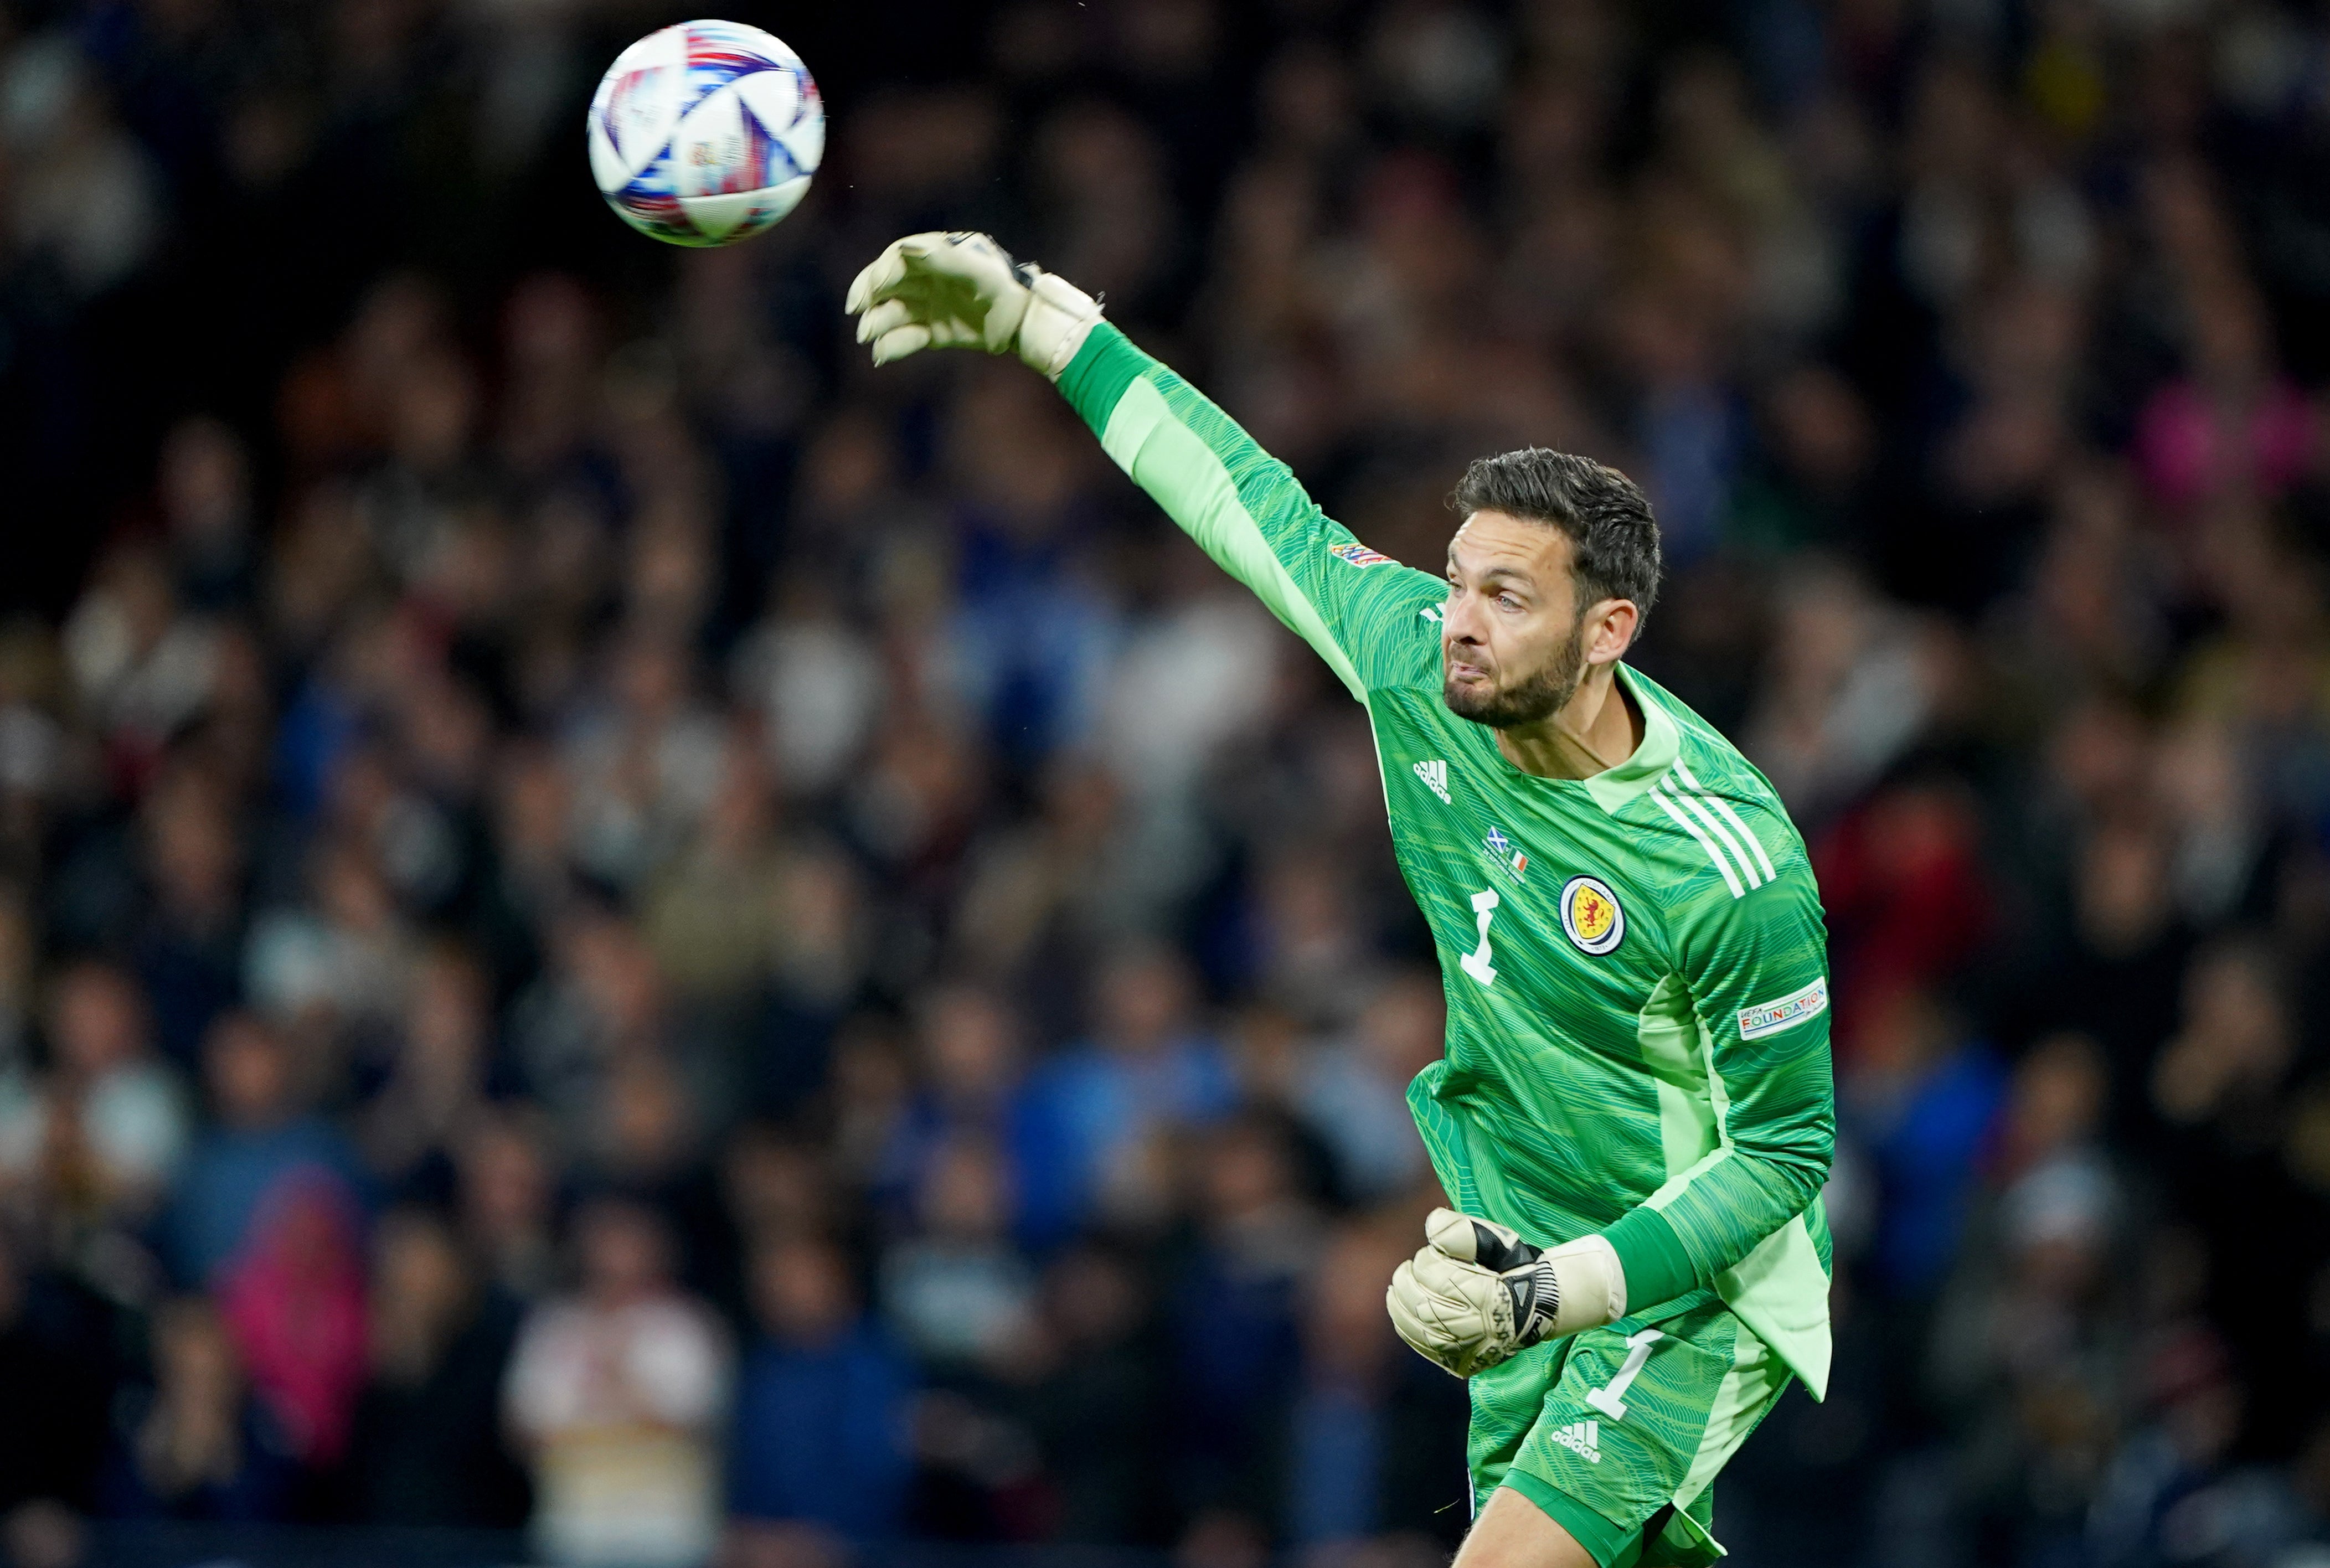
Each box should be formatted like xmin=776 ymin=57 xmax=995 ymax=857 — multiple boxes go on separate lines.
xmin=1500 ymin=1469 xmax=1635 ymax=1568
xmin=1054 ymin=321 xmax=1149 ymax=434
xmin=1601 ymin=1206 xmax=1698 ymax=1314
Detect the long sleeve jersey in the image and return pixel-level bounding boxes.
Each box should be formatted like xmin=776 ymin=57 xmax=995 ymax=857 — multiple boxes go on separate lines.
xmin=1056 ymin=324 xmax=1836 ymax=1396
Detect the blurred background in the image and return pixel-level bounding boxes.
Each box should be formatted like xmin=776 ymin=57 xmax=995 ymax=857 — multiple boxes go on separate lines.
xmin=0 ymin=0 xmax=2326 ymax=1565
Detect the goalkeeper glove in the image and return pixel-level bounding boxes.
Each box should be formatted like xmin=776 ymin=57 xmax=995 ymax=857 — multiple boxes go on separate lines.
xmin=844 ymin=231 xmax=1103 ymax=379
xmin=1385 ymin=1208 xmax=1628 ymax=1378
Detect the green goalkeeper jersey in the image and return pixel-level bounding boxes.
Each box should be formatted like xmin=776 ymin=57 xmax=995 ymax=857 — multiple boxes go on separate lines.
xmin=1056 ymin=325 xmax=1836 ymax=1398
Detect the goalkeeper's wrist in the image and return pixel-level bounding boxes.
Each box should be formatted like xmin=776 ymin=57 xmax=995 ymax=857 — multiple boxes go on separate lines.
xmin=1533 ymin=1234 xmax=1628 ymax=1340
xmin=1015 ymin=270 xmax=1103 ymax=379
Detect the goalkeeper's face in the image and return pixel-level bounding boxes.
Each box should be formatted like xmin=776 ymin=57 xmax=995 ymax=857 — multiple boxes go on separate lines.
xmin=1440 ymin=510 xmax=1624 ymax=729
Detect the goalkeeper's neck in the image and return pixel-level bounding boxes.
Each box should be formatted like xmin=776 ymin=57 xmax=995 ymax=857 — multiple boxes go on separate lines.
xmin=1493 ymin=662 xmax=1645 ymax=782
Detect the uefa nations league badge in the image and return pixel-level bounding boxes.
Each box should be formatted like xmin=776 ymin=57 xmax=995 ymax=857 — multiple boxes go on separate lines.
xmin=1560 ymin=875 xmax=1625 ymax=955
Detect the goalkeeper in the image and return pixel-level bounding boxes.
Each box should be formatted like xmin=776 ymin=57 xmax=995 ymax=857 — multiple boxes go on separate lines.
xmin=847 ymin=235 xmax=1835 ymax=1568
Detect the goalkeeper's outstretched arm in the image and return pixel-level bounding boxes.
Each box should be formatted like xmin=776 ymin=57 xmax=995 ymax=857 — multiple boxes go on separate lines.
xmin=847 ymin=232 xmax=1434 ymax=700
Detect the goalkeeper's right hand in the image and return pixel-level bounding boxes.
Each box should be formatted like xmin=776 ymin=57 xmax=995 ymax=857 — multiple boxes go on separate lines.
xmin=844 ymin=232 xmax=1102 ymax=379
xmin=1386 ymin=1208 xmax=1630 ymax=1378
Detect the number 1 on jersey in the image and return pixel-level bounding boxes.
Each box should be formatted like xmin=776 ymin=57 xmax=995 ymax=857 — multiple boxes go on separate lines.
xmin=1461 ymin=888 xmax=1499 ymax=987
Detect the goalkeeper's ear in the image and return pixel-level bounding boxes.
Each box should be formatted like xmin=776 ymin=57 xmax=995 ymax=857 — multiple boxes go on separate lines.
xmin=1579 ymin=594 xmax=1643 ymax=671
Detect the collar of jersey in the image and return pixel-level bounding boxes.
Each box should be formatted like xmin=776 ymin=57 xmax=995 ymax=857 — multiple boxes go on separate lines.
xmin=1474 ymin=662 xmax=1679 ymax=815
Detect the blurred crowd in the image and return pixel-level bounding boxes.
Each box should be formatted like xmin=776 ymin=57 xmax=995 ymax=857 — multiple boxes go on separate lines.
xmin=2 ymin=0 xmax=2330 ymax=1565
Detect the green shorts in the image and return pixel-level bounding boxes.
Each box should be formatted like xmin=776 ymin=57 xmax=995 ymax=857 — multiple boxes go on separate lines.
xmin=1467 ymin=1293 xmax=1791 ymax=1568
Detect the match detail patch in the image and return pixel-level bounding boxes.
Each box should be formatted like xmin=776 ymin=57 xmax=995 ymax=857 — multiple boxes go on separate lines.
xmin=1559 ymin=875 xmax=1623 ymax=955
xmin=1738 ymin=977 xmax=1828 ymax=1040
xmin=1328 ymin=541 xmax=1395 ymax=568
xmin=1485 ymin=827 xmax=1529 ymax=885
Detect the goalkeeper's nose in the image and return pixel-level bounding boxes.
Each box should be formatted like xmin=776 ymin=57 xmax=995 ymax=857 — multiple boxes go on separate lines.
xmin=1442 ymin=594 xmax=1494 ymax=656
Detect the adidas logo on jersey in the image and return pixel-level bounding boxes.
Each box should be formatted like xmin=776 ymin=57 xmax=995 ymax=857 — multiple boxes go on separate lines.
xmin=1413 ymin=759 xmax=1451 ymax=803
xmin=1548 ymin=1419 xmax=1602 ymax=1464
xmin=1651 ymin=760 xmax=1777 ymax=901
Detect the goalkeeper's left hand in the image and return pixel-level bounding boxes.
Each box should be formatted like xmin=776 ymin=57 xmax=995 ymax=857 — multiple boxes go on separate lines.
xmin=844 ymin=231 xmax=1102 ymax=379
xmin=1386 ymin=1208 xmax=1629 ymax=1378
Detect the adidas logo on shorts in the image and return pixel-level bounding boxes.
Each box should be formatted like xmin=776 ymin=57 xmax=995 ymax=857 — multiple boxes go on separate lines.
xmin=1549 ymin=1418 xmax=1602 ymax=1464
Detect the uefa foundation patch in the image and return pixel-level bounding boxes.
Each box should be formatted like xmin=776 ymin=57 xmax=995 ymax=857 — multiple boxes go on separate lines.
xmin=1559 ymin=875 xmax=1624 ymax=955
xmin=1737 ymin=977 xmax=1828 ymax=1039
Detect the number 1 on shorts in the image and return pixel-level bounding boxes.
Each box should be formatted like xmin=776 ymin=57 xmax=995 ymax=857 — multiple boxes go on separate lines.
xmin=1584 ymin=1328 xmax=1665 ymax=1421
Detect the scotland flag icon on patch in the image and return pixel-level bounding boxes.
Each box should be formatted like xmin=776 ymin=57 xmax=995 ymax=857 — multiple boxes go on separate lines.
xmin=1483 ymin=827 xmax=1528 ymax=884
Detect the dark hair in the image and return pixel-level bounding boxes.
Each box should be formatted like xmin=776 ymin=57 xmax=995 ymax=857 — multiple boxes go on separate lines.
xmin=1449 ymin=449 xmax=1662 ymax=630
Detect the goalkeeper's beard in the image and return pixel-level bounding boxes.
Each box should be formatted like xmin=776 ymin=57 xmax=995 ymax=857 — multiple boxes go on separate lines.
xmin=1442 ymin=611 xmax=1588 ymax=729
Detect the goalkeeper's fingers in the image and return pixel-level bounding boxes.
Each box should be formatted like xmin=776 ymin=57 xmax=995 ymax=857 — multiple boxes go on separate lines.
xmin=843 ymin=250 xmax=899 ymax=317
xmin=854 ymin=297 xmax=917 ymax=346
xmin=1388 ymin=1254 xmax=1496 ymax=1373
xmin=869 ymin=317 xmax=994 ymax=365
xmin=868 ymin=322 xmax=933 ymax=367
xmin=846 ymin=230 xmax=965 ymax=316
xmin=846 ymin=235 xmax=931 ymax=315
xmin=1425 ymin=1206 xmax=1539 ymax=1272
xmin=1408 ymin=1244 xmax=1493 ymax=1299
xmin=1386 ymin=1259 xmax=1457 ymax=1364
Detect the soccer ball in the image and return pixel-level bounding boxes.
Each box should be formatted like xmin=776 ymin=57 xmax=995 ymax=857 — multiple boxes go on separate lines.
xmin=587 ymin=19 xmax=825 ymax=248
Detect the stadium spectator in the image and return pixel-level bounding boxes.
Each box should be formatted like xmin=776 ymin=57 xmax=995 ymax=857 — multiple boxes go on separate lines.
xmin=0 ymin=959 xmax=189 ymax=1224
xmin=345 ymin=1206 xmax=530 ymax=1527
xmin=1292 ymin=966 xmax=1445 ymax=1204
xmin=729 ymin=1233 xmax=912 ymax=1546
xmin=1168 ymin=1112 xmax=1321 ymax=1531
xmin=504 ymin=1195 xmax=730 ymax=1568
xmin=356 ymin=941 xmax=499 ymax=1201
xmin=132 ymin=768 xmax=249 ymax=1072
xmin=215 ymin=1169 xmax=368 ymax=1476
xmin=880 ymin=1132 xmax=1036 ymax=1373
xmin=102 ymin=1296 xmax=299 ymax=1522
xmin=0 ymin=1227 xmax=114 ymax=1524
xmin=164 ymin=1011 xmax=364 ymax=1287
xmin=456 ymin=1107 xmax=561 ymax=1304
xmin=1019 ymin=943 xmax=1237 ymax=1242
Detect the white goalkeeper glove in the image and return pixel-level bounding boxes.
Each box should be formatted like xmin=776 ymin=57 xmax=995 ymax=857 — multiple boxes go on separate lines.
xmin=1386 ymin=1208 xmax=1628 ymax=1378
xmin=844 ymin=231 xmax=1104 ymax=379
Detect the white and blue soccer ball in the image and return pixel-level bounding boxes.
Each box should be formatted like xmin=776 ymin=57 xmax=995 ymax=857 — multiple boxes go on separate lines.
xmin=586 ymin=20 xmax=824 ymax=247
